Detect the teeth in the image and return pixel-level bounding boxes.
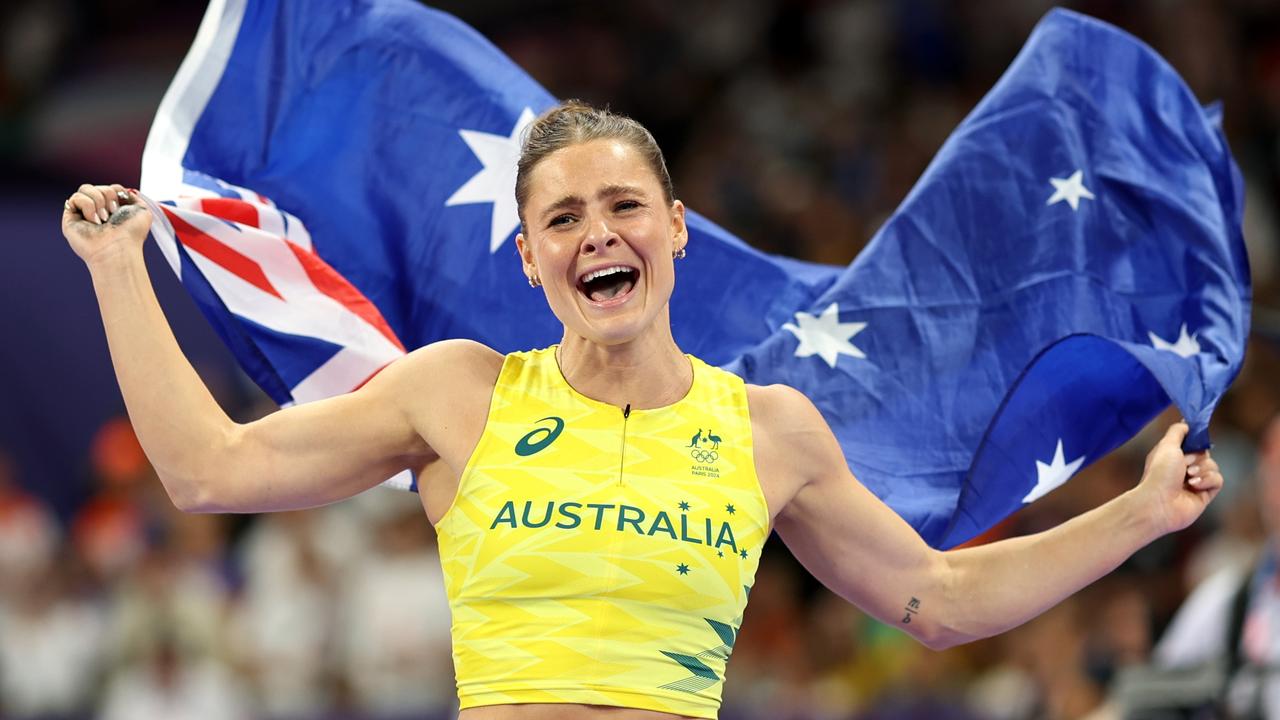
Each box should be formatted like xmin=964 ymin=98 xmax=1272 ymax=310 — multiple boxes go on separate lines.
xmin=581 ymin=265 xmax=632 ymax=283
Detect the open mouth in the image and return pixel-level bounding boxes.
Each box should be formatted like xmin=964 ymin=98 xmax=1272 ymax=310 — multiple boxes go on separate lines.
xmin=577 ymin=265 xmax=639 ymax=304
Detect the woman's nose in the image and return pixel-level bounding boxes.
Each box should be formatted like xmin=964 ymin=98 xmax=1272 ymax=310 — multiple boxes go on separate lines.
xmin=580 ymin=219 xmax=620 ymax=255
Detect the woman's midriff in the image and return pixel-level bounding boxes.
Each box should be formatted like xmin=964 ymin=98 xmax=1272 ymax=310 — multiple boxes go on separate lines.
xmin=458 ymin=704 xmax=701 ymax=720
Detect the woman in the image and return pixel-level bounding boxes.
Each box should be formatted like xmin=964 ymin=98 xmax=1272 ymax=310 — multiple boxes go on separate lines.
xmin=62 ymin=101 xmax=1223 ymax=720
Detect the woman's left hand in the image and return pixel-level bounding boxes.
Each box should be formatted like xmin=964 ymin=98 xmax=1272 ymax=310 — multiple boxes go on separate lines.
xmin=1136 ymin=422 xmax=1225 ymax=536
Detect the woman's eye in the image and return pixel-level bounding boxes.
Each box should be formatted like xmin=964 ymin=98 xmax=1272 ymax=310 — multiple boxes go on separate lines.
xmin=548 ymin=214 xmax=574 ymax=227
xmin=615 ymin=200 xmax=641 ymax=212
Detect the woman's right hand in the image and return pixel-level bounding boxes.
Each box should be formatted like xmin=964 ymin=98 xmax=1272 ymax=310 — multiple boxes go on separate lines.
xmin=61 ymin=183 xmax=153 ymax=266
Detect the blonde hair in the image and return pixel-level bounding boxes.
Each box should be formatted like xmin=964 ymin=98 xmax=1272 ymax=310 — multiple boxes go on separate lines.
xmin=515 ymin=100 xmax=674 ymax=232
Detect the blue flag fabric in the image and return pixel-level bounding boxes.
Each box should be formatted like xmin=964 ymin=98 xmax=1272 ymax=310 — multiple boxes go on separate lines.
xmin=727 ymin=10 xmax=1250 ymax=545
xmin=140 ymin=0 xmax=1248 ymax=548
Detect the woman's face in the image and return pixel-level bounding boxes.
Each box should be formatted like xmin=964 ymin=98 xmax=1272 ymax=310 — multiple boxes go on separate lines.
xmin=516 ymin=138 xmax=686 ymax=347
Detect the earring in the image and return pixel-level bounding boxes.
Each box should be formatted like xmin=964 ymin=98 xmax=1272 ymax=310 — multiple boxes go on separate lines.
xmin=673 ymin=247 xmax=686 ymax=260
xmin=528 ymin=275 xmax=541 ymax=288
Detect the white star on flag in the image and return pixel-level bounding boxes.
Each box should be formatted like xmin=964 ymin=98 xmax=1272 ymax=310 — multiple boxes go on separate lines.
xmin=446 ymin=107 xmax=536 ymax=253
xmin=782 ymin=303 xmax=867 ymax=368
xmin=1023 ymin=439 xmax=1086 ymax=503
xmin=1046 ymin=169 xmax=1096 ymax=211
xmin=1149 ymin=323 xmax=1201 ymax=358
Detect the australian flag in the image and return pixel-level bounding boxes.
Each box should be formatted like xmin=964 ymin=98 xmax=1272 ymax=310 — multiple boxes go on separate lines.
xmin=139 ymin=0 xmax=1249 ymax=548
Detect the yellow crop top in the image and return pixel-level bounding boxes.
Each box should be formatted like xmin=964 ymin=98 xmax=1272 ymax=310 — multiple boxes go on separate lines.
xmin=434 ymin=346 xmax=769 ymax=718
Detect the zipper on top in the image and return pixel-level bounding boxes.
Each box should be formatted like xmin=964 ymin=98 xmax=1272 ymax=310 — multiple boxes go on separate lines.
xmin=595 ymin=404 xmax=630 ymax=679
xmin=618 ymin=403 xmax=631 ymax=486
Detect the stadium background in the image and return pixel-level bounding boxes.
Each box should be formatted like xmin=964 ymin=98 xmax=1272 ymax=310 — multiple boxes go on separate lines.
xmin=1 ymin=0 xmax=1279 ymax=718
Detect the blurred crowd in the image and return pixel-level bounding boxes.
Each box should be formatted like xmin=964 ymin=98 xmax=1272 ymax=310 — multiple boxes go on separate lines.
xmin=5 ymin=416 xmax=1280 ymax=720
xmin=4 ymin=0 xmax=1280 ymax=718
xmin=0 ymin=418 xmax=456 ymax=720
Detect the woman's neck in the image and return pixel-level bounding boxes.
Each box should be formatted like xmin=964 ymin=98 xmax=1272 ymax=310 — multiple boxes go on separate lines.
xmin=556 ymin=324 xmax=693 ymax=411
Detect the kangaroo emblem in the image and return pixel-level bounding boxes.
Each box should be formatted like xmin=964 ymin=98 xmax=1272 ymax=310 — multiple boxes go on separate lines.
xmin=705 ymin=431 xmax=722 ymax=450
xmin=687 ymin=429 xmax=703 ymax=448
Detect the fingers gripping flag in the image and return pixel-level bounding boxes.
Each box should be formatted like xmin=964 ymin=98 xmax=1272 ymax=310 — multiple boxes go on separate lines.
xmin=140 ymin=0 xmax=1248 ymax=545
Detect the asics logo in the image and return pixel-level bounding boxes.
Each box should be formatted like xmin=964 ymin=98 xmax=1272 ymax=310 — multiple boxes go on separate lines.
xmin=515 ymin=416 xmax=565 ymax=456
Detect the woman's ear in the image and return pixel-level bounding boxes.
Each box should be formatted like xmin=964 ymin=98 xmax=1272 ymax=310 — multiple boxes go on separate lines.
xmin=515 ymin=232 xmax=535 ymax=275
xmin=669 ymin=200 xmax=688 ymax=253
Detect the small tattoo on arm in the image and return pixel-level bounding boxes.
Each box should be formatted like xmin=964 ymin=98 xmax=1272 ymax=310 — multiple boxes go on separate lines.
xmin=901 ymin=596 xmax=921 ymax=624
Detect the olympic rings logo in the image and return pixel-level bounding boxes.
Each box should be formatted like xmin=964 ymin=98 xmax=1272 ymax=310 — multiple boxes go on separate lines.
xmin=691 ymin=448 xmax=719 ymax=464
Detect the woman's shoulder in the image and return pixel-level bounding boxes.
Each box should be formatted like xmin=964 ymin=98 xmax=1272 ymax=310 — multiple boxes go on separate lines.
xmin=744 ymin=382 xmax=841 ymax=456
xmin=744 ymin=382 xmax=835 ymax=456
xmin=744 ymin=382 xmax=822 ymax=426
xmin=382 ymin=338 xmax=506 ymax=391
xmin=405 ymin=337 xmax=504 ymax=365
xmin=744 ymin=382 xmax=840 ymax=513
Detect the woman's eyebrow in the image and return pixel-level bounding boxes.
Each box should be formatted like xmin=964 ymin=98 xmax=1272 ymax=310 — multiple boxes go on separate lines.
xmin=541 ymin=194 xmax=583 ymax=221
xmin=597 ymin=184 xmax=646 ymax=199
xmin=540 ymin=185 xmax=647 ymax=221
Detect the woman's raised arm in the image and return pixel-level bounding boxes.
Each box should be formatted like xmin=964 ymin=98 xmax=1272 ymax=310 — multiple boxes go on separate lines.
xmin=751 ymin=383 xmax=1222 ymax=651
xmin=62 ymin=184 xmax=496 ymax=513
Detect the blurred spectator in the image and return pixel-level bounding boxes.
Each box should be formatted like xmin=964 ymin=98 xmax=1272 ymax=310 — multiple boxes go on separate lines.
xmin=1017 ymin=597 xmax=1105 ymax=719
xmin=1135 ymin=416 xmax=1280 ymax=718
xmin=70 ymin=418 xmax=153 ymax=584
xmin=0 ymin=450 xmax=103 ymax=719
xmin=102 ymin=536 xmax=229 ymax=671
xmin=0 ymin=449 xmax=59 ymax=598
xmin=97 ymin=630 xmax=249 ymax=720
xmin=0 ymin=546 xmax=106 ymax=720
xmin=338 ymin=498 xmax=455 ymax=719
xmin=967 ymin=596 xmax=1107 ymax=720
xmin=966 ymin=631 xmax=1040 ymax=720
xmin=95 ymin=512 xmax=241 ymax=718
xmin=228 ymin=510 xmax=345 ymax=719
xmin=1084 ymin=579 xmax=1154 ymax=684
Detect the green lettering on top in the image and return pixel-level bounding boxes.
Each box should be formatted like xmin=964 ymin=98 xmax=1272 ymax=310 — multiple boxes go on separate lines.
xmin=714 ymin=522 xmax=738 ymax=553
xmin=680 ymin=513 xmax=703 ymax=545
xmin=586 ymin=503 xmax=614 ymax=530
xmin=490 ymin=500 xmax=517 ymax=529
xmin=647 ymin=511 xmax=677 ymax=539
xmin=556 ymin=502 xmax=582 ymax=529
xmin=617 ymin=504 xmax=646 ymax=534
xmin=521 ymin=500 xmax=554 ymax=528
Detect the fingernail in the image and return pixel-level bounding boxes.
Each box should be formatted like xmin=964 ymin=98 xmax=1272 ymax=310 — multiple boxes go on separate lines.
xmin=1188 ymin=465 xmax=1200 ymax=475
xmin=98 ymin=208 xmax=108 ymax=222
xmin=110 ymin=201 xmax=118 ymax=213
xmin=1189 ymin=476 xmax=1203 ymax=486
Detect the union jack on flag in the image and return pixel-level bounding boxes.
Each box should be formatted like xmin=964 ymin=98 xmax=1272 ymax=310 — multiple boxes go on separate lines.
xmin=145 ymin=178 xmax=406 ymax=402
xmin=140 ymin=0 xmax=1249 ymax=547
xmin=140 ymin=172 xmax=414 ymax=488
